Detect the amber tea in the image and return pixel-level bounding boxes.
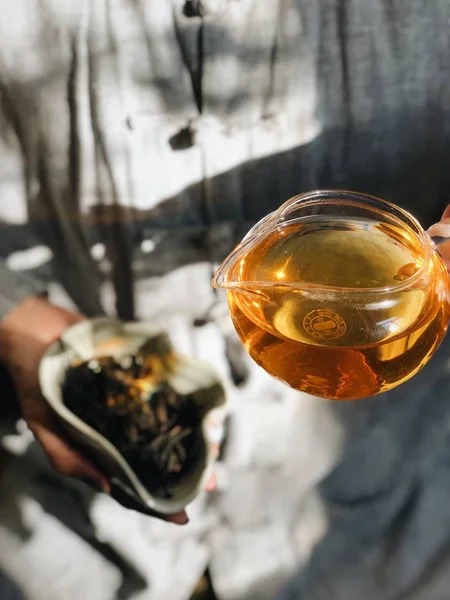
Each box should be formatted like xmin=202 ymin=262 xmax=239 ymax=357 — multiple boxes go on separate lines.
xmin=213 ymin=191 xmax=450 ymax=400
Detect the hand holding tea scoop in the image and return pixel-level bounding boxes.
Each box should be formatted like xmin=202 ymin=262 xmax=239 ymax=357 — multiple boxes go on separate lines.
xmin=0 ymin=298 xmax=191 ymax=523
xmin=39 ymin=317 xmax=226 ymax=516
xmin=0 ymin=297 xmax=105 ymax=483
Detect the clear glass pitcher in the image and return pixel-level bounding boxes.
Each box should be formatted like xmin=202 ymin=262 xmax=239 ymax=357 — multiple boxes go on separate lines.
xmin=212 ymin=190 xmax=450 ymax=400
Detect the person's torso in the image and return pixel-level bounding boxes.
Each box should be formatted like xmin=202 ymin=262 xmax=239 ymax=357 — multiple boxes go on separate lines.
xmin=2 ymin=5 xmax=450 ymax=599
xmin=0 ymin=0 xmax=449 ymax=324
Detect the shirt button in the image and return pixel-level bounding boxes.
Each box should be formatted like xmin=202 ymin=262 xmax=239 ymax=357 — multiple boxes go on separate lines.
xmin=183 ymin=0 xmax=230 ymax=17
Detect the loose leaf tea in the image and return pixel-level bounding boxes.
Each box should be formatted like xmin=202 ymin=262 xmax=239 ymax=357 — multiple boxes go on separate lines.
xmin=62 ymin=355 xmax=202 ymax=499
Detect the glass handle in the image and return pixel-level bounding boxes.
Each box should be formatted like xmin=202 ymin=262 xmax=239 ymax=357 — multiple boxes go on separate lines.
xmin=427 ymin=222 xmax=450 ymax=248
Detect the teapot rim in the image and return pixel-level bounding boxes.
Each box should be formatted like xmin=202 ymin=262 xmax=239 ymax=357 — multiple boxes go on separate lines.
xmin=213 ymin=189 xmax=436 ymax=296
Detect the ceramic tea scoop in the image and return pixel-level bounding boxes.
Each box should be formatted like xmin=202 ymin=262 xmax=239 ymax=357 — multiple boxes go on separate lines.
xmin=39 ymin=317 xmax=226 ymax=514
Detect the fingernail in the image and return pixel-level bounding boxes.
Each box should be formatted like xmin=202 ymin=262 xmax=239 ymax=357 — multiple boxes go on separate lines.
xmin=172 ymin=512 xmax=189 ymax=525
xmin=100 ymin=479 xmax=111 ymax=494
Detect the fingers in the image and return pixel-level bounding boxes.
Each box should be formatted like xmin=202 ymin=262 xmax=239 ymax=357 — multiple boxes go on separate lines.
xmin=29 ymin=418 xmax=189 ymax=525
xmin=29 ymin=419 xmax=110 ymax=493
xmin=431 ymin=212 xmax=450 ymax=268
xmin=110 ymin=482 xmax=189 ymax=525
xmin=438 ymin=245 xmax=450 ymax=269
xmin=442 ymin=206 xmax=450 ymax=220
xmin=205 ymin=472 xmax=217 ymax=492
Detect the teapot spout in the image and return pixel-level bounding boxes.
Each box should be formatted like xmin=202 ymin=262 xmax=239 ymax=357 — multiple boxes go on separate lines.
xmin=212 ymin=243 xmax=263 ymax=293
xmin=211 ymin=260 xmax=272 ymax=302
xmin=211 ymin=257 xmax=247 ymax=291
xmin=212 ymin=212 xmax=278 ymax=291
xmin=211 ymin=236 xmax=248 ymax=290
xmin=211 ymin=259 xmax=261 ymax=301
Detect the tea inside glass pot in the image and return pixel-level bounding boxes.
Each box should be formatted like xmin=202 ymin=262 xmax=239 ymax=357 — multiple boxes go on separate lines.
xmin=212 ymin=190 xmax=450 ymax=400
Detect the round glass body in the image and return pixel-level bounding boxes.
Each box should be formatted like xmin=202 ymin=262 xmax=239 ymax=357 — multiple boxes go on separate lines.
xmin=212 ymin=190 xmax=450 ymax=400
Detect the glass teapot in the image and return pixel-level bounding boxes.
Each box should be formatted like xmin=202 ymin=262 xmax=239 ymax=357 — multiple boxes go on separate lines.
xmin=212 ymin=190 xmax=450 ymax=400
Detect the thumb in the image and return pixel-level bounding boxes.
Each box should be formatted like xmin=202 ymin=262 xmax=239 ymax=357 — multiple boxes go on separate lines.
xmin=442 ymin=205 xmax=450 ymax=220
xmin=428 ymin=212 xmax=450 ymax=269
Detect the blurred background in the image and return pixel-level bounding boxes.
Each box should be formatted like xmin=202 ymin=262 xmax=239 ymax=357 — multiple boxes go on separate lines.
xmin=1 ymin=1 xmax=450 ymax=599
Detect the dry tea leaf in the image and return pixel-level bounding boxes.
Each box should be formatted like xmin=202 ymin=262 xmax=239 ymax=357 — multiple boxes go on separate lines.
xmin=62 ymin=355 xmax=201 ymax=499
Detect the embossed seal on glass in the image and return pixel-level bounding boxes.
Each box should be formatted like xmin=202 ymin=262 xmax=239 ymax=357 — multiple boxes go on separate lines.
xmin=303 ymin=309 xmax=346 ymax=340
